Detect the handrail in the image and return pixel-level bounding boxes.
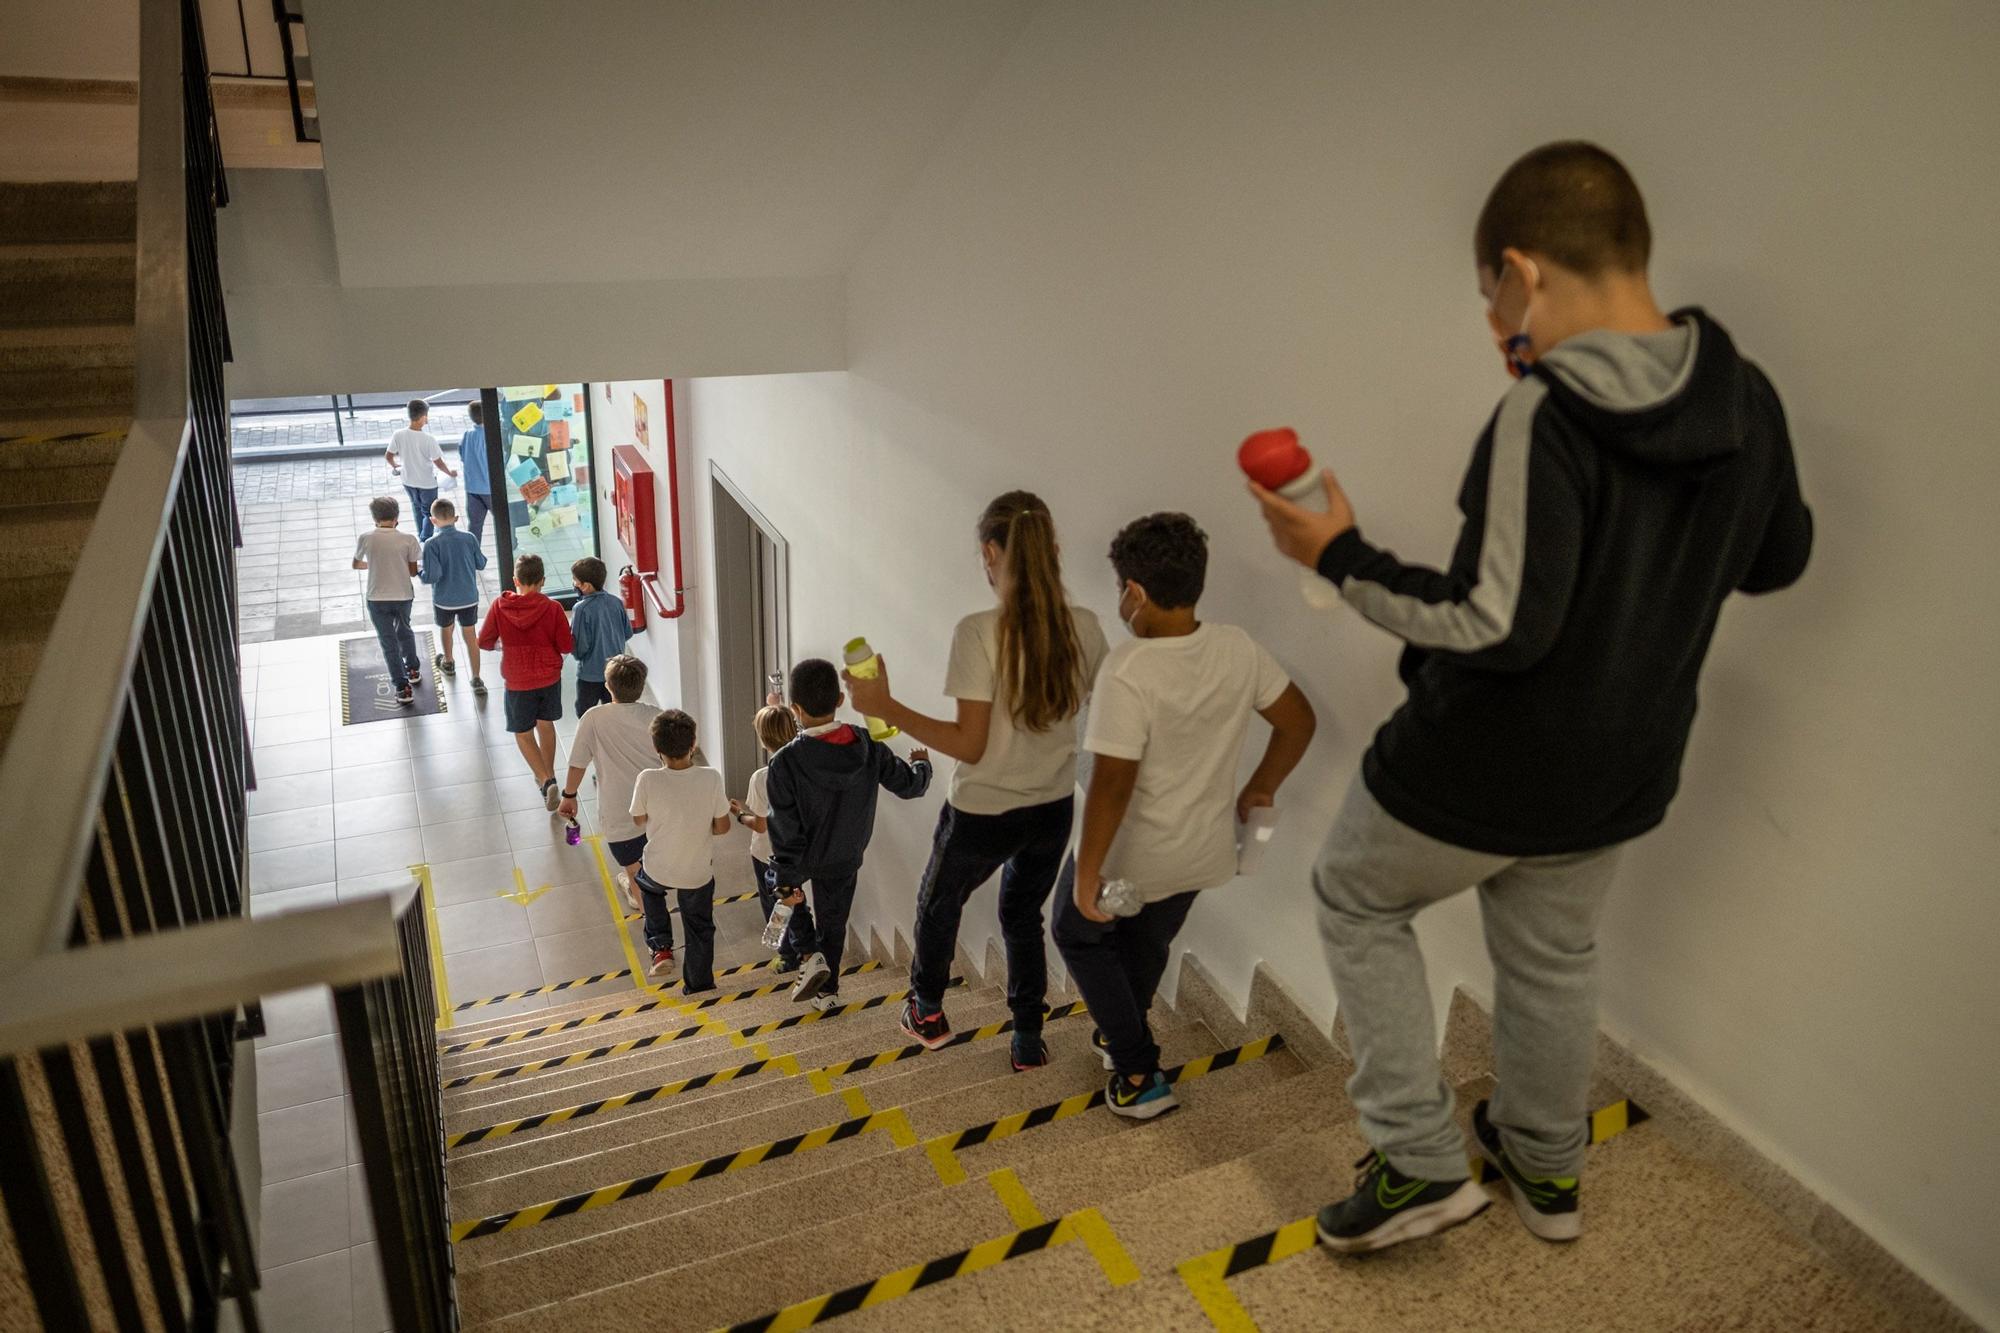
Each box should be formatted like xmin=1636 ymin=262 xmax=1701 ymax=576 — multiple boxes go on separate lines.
xmin=0 ymin=0 xmax=196 ymax=964
xmin=0 ymin=899 xmax=402 ymax=1059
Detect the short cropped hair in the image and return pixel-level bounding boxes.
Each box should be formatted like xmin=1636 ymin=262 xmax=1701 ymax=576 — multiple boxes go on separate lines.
xmin=368 ymin=495 xmax=399 ymax=523
xmin=789 ymin=659 xmax=841 ymax=718
xmin=407 ymin=398 xmax=428 ymax=422
xmin=651 ymin=708 xmax=696 ymax=760
xmin=1474 ymin=141 xmax=1651 ymax=278
xmin=430 ymin=497 xmax=456 ymax=521
xmin=755 ymin=705 xmax=798 ymax=753
xmin=467 ymin=400 xmax=483 ymax=425
xmin=515 ymin=553 xmax=545 ymax=586
xmin=572 ymin=556 xmax=608 ymax=591
xmin=605 ymin=654 xmax=647 ymax=703
xmin=1109 ymin=512 xmax=1207 ymax=609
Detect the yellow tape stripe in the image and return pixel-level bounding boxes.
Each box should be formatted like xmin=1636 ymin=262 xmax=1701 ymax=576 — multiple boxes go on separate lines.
xmin=987 ymin=1167 xmax=1043 ymax=1229
xmin=445 ymin=1051 xmax=800 ymax=1148
xmin=1068 ymin=1207 xmax=1141 ymax=1287
xmin=453 ymin=967 xmax=632 ymax=1011
xmin=588 ymin=834 xmax=659 ymax=997
xmin=411 ymin=863 xmax=453 ymax=1029
xmin=443 ymin=1017 xmax=728 ymax=1088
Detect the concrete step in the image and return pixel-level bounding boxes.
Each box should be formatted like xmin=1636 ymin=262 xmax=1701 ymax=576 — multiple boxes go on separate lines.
xmin=0 ymin=182 xmax=136 ymax=244
xmin=0 ymin=324 xmax=134 ymax=413
xmin=0 ymin=501 xmax=95 ymax=583
xmin=447 ymin=999 xmax=1098 ymax=1191
xmin=0 ymin=609 xmax=59 ymax=709
xmin=0 ymin=241 xmax=136 ymax=326
xmin=443 ymin=989 xmax=1022 ymax=1136
xmin=456 ymin=1062 xmax=1350 ymax=1324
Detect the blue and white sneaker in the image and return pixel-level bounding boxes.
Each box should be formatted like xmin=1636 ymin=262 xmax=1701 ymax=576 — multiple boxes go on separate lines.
xmin=1105 ymin=1070 xmax=1178 ymax=1120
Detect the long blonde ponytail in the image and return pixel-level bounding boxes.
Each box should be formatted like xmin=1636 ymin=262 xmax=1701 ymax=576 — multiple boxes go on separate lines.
xmin=981 ymin=491 xmax=1085 ymax=733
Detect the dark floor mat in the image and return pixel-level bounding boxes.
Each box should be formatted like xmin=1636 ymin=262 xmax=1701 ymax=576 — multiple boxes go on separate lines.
xmin=340 ymin=630 xmax=447 ymax=724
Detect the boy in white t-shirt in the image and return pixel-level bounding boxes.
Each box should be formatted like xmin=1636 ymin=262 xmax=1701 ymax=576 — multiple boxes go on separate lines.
xmin=350 ymin=494 xmax=425 ymax=705
xmin=1058 ymin=512 xmax=1317 ymax=1121
xmin=384 ymin=398 xmax=455 ymax=541
xmin=729 ymin=704 xmax=813 ymax=972
xmin=628 ymin=709 xmax=732 ymax=993
xmin=557 ymin=654 xmax=656 ymax=918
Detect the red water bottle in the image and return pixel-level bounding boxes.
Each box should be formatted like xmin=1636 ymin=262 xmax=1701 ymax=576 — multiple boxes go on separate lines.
xmin=1239 ymin=428 xmax=1343 ymax=610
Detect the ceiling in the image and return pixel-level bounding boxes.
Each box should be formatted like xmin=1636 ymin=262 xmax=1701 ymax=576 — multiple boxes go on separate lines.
xmin=307 ymin=0 xmax=1039 ymax=288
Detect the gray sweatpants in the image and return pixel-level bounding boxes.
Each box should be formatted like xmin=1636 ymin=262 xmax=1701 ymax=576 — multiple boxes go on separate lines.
xmin=1314 ymin=777 xmax=1621 ymax=1182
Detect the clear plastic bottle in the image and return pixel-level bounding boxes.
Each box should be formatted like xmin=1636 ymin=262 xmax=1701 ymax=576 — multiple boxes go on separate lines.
xmin=1238 ymin=428 xmax=1344 ymax=612
xmin=1097 ymin=878 xmax=1144 ymax=918
xmin=842 ymin=637 xmax=900 ymax=741
xmin=761 ymin=900 xmax=793 ymax=950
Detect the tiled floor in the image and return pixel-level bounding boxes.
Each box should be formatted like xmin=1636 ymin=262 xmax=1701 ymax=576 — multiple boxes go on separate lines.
xmin=233 ymin=455 xmax=504 ymax=645
xmin=243 ymin=631 xmax=765 ymax=1332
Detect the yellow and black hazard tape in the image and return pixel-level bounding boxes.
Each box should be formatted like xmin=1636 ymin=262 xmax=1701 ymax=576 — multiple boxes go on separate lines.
xmin=450 ymin=1098 xmax=917 ymax=1242
xmin=0 ymin=428 xmax=128 ymax=446
xmin=921 ymin=1035 xmax=1286 ymax=1186
xmin=452 ymin=967 xmax=633 ymax=1012
xmin=725 ymin=979 xmax=963 ymax=1045
xmin=1174 ymin=1096 xmax=1651 ymax=1329
xmin=442 ymin=961 xmax=882 ymax=1055
xmin=443 ymin=1017 xmax=722 ymax=1089
xmin=718 ymin=1202 xmax=1138 ymax=1331
xmin=717 ymin=955 xmax=783 ymax=979
xmin=623 ymin=888 xmax=762 ymax=924
xmin=448 ymin=1000 xmax=1093 ymax=1148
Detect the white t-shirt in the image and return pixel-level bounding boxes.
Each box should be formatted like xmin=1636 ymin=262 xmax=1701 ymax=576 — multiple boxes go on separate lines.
xmin=353 ymin=527 xmax=422 ymax=602
xmin=568 ymin=702 xmax=657 ymax=843
xmin=944 ymin=606 xmax=1109 ymax=816
xmin=629 ymin=764 xmax=730 ymax=889
xmin=1085 ymin=623 xmax=1290 ymax=900
xmin=388 ymin=428 xmax=444 ymax=482
xmin=745 ymin=765 xmax=774 ymax=861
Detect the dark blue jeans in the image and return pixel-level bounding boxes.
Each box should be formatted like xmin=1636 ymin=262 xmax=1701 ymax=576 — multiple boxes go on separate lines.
xmin=404 ymin=485 xmax=439 ymax=540
xmin=909 ymin=797 xmax=1071 ymax=1032
xmin=1052 ymin=863 xmax=1198 ymax=1079
xmin=637 ymin=871 xmax=715 ymax=992
xmin=465 ymin=491 xmax=491 ymax=543
xmin=365 ymin=599 xmax=420 ymax=682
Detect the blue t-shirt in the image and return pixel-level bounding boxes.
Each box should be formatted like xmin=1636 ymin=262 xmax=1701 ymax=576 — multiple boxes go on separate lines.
xmin=459 ymin=426 xmax=491 ymax=497
xmin=419 ymin=526 xmax=487 ymax=608
xmin=570 ymin=590 xmax=631 ymax=682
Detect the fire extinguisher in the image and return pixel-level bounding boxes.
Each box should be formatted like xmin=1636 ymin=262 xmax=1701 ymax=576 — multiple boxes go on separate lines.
xmin=619 ymin=565 xmax=646 ymax=632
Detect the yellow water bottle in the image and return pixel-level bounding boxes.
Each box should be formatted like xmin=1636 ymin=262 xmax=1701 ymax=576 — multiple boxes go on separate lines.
xmin=842 ymin=637 xmax=899 ymax=742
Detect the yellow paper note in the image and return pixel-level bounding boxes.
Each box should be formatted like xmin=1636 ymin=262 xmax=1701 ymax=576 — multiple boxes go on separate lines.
xmin=547 ymin=451 xmax=571 ymax=480
xmin=511 ymin=434 xmax=543 ymax=459
xmin=547 ymin=505 xmax=579 ymax=529
xmin=511 ymin=402 xmax=544 ymax=433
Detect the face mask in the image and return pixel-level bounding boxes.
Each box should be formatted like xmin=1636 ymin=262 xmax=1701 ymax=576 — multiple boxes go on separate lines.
xmin=1118 ymin=583 xmax=1146 ymax=635
xmin=1487 ymin=259 xmax=1540 ymax=380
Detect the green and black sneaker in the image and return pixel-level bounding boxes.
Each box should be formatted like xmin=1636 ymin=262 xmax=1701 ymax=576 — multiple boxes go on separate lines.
xmin=1315 ymin=1150 xmax=1489 ymax=1253
xmin=1473 ymin=1099 xmax=1581 ymax=1242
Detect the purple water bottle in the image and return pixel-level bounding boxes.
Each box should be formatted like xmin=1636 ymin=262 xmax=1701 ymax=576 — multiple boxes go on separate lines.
xmin=565 ymin=819 xmax=581 ymax=846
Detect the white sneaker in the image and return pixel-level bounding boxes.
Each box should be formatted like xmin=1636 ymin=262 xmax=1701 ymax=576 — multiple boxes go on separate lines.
xmin=615 ymin=870 xmax=640 ymax=913
xmin=789 ymin=953 xmax=832 ymax=1003
xmin=809 ymin=992 xmax=841 ymax=1013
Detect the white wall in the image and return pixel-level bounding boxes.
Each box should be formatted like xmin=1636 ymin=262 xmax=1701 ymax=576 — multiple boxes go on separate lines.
xmin=679 ymin=1 xmax=2000 ymax=1323
xmin=0 ymin=0 xmax=136 ymax=80
xmin=586 ymin=379 xmax=686 ymax=714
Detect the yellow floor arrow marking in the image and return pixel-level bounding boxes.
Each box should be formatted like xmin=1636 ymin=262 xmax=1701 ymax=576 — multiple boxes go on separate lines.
xmin=498 ymin=866 xmax=554 ymax=906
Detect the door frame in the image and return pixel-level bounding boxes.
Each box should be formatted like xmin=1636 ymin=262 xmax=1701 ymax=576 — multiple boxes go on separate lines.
xmin=708 ymin=464 xmax=791 ymax=791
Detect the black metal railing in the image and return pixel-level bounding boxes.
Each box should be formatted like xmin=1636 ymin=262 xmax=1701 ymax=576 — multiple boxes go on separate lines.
xmin=270 ymin=0 xmax=320 ymax=144
xmin=337 ymin=901 xmax=458 ymax=1333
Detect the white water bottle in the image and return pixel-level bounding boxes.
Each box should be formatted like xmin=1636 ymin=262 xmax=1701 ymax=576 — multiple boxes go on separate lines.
xmin=1239 ymin=428 xmax=1344 ymax=612
xmin=1236 ymin=806 xmax=1280 ymax=876
xmin=1097 ymin=878 xmax=1144 ymax=918
xmin=761 ymin=900 xmax=793 ymax=950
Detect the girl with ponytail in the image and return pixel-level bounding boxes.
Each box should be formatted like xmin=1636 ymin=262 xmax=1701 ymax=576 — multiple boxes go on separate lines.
xmin=842 ymin=491 xmax=1108 ymax=1070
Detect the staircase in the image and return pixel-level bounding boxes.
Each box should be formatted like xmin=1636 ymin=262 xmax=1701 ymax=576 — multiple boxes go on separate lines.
xmin=437 ymin=912 xmax=1936 ymax=1331
xmin=0 ymin=180 xmax=136 ymax=752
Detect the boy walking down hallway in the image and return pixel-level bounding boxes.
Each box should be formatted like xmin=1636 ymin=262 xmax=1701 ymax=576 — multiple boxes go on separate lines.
xmin=351 ymin=495 xmax=423 ymax=706
xmin=767 ymin=659 xmax=932 ymax=1010
xmin=385 ymin=398 xmax=455 ymax=541
xmin=558 ymin=655 xmax=658 ymax=918
xmin=1250 ymin=142 xmax=1813 ymax=1253
xmin=419 ymin=497 xmax=487 ymax=694
xmin=628 ymin=709 xmax=732 ymax=991
xmin=477 ymin=554 xmax=573 ymax=810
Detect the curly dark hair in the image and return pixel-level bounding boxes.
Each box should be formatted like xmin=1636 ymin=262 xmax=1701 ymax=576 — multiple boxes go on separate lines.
xmin=1108 ymin=512 xmax=1207 ymax=609
xmin=650 ymin=708 xmax=697 ymax=760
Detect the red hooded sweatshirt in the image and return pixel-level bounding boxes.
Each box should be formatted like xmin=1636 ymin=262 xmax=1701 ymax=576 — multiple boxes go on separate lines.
xmin=476 ymin=591 xmax=573 ymax=690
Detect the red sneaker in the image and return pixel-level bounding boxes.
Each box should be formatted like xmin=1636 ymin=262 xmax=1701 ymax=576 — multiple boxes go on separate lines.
xmin=648 ymin=948 xmax=677 ymax=979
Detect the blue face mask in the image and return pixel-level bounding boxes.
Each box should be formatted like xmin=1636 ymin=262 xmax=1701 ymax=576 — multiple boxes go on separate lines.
xmin=1487 ymin=260 xmax=1540 ymax=380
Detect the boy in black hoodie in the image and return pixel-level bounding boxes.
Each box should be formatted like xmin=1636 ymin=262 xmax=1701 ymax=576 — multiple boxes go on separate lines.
xmin=1252 ymin=142 xmax=1812 ymax=1255
xmin=767 ymin=658 xmax=932 ymax=1009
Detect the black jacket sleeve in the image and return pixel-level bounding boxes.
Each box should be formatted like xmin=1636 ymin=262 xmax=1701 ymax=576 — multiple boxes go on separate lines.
xmin=872 ymin=746 xmax=933 ymax=801
xmin=766 ymin=754 xmax=807 ymax=888
xmin=1317 ymin=398 xmax=1587 ymax=674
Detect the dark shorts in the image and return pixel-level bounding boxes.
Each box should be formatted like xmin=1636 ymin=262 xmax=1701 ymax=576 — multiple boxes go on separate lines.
xmin=434 ymin=602 xmax=477 ymax=628
xmin=607 ymin=832 xmax=647 ymax=867
xmin=503 ymin=682 xmax=563 ymax=732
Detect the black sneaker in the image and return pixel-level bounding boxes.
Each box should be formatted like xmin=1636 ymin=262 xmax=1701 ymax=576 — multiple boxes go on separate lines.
xmin=470 ymin=676 xmax=488 ymax=696
xmin=407 ymin=665 xmax=422 ymax=684
xmin=899 ymin=997 xmax=952 ymax=1050
xmin=433 ymin=652 xmax=456 ymax=676
xmin=1009 ymin=1032 xmax=1049 ymax=1072
xmin=1105 ymin=1070 xmax=1178 ymax=1120
xmin=1315 ymin=1151 xmax=1489 ymax=1254
xmin=1473 ymin=1099 xmax=1581 ymax=1241
xmin=395 ymin=684 xmax=414 ymax=706
xmin=1089 ymin=1028 xmax=1114 ymax=1071
xmin=773 ymin=955 xmax=802 ymax=975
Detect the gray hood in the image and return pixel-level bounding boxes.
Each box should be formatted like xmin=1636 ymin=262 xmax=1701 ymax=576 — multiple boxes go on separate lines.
xmin=1533 ymin=309 xmax=1752 ymax=468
